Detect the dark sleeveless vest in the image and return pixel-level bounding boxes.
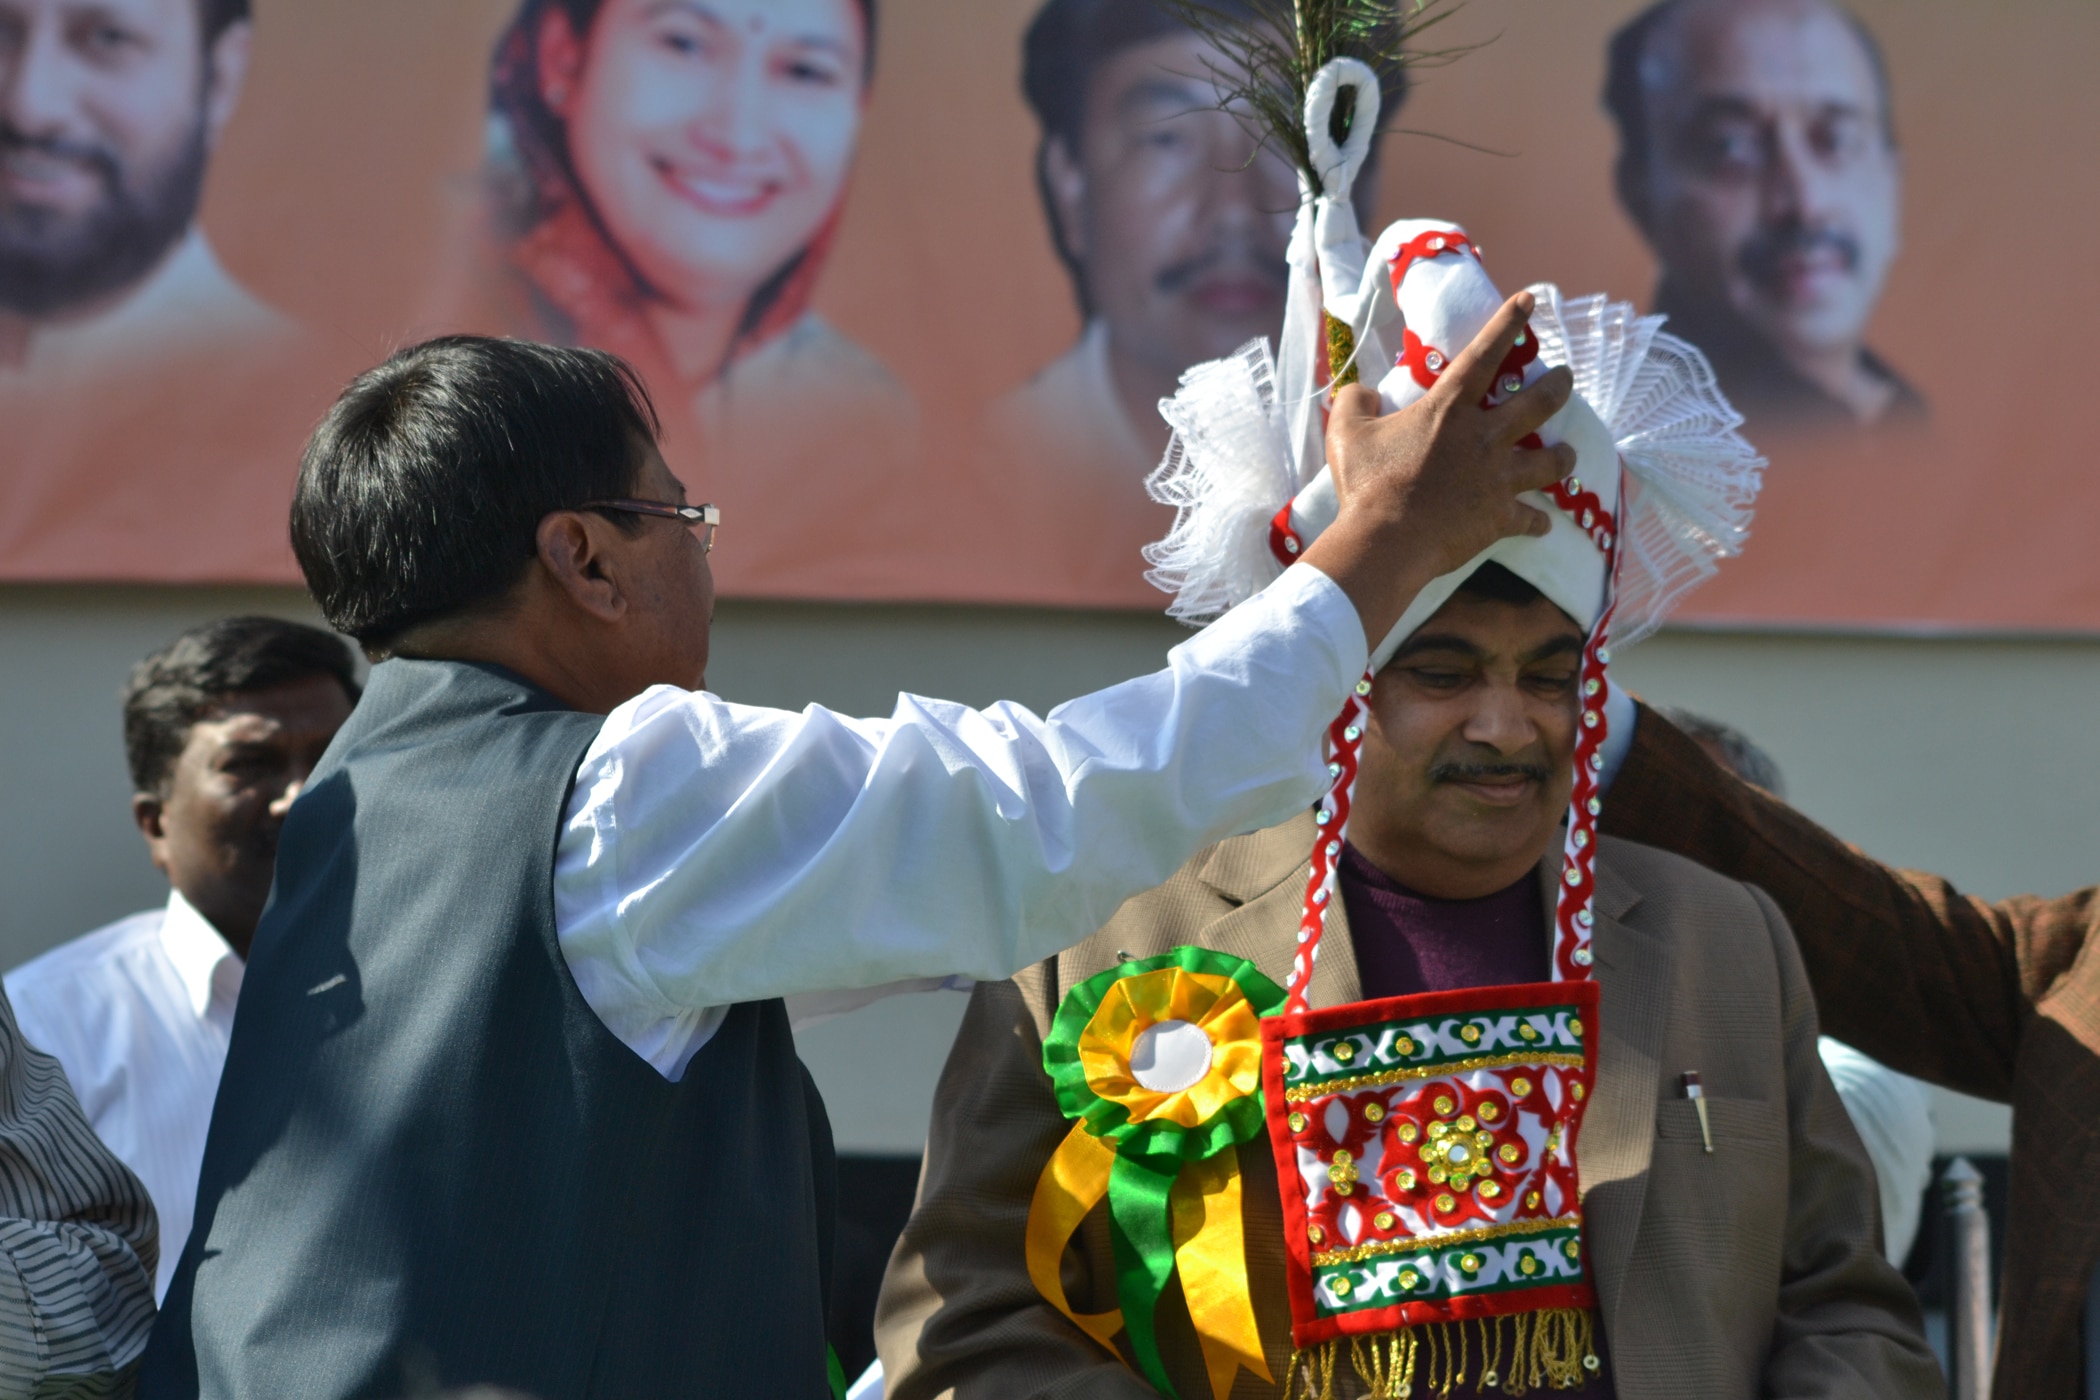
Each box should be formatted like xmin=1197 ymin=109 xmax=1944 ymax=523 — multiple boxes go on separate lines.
xmin=139 ymin=660 xmax=837 ymax=1399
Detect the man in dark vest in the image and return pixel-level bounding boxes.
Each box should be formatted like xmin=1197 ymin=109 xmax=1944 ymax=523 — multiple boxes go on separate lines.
xmin=140 ymin=307 xmax=1575 ymax=1398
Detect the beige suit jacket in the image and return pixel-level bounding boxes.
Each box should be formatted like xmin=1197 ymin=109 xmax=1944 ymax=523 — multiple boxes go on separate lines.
xmin=876 ymin=816 xmax=1942 ymax=1400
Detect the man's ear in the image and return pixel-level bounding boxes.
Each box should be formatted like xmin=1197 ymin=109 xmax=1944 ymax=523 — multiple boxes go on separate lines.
xmin=202 ymin=21 xmax=253 ymax=149
xmin=1039 ymin=136 xmax=1091 ymax=269
xmin=537 ymin=6 xmax=586 ymax=117
xmin=536 ymin=510 xmax=628 ymax=624
xmin=133 ymin=792 xmax=173 ymax=873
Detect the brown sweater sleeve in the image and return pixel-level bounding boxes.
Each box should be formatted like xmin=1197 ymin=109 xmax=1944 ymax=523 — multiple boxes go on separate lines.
xmin=1599 ymin=700 xmax=2098 ymax=1101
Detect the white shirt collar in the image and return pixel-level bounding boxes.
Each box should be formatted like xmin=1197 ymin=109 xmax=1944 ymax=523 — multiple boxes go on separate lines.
xmin=158 ymin=889 xmax=244 ymax=1021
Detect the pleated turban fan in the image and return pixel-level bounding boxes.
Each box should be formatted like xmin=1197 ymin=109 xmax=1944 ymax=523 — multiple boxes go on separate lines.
xmin=1021 ymin=54 xmax=1766 ymax=1400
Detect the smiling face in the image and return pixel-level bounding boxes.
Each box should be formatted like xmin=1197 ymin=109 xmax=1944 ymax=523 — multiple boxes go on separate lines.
xmin=134 ymin=672 xmax=354 ymax=958
xmin=539 ymin=0 xmax=866 ymax=313
xmin=1348 ymin=586 xmax=1585 ymax=900
xmin=1043 ymin=29 xmax=1298 ymax=382
xmin=1628 ymin=0 xmax=1899 ymax=363
xmin=0 ymin=0 xmax=248 ymax=317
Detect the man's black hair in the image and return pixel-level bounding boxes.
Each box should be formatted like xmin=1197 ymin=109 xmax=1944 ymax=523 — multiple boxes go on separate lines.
xmin=1019 ymin=0 xmax=1409 ymax=316
xmin=123 ymin=617 xmax=361 ymax=797
xmin=201 ymin=0 xmax=250 ymax=43
xmin=1452 ymin=560 xmax=1547 ymax=607
xmin=1603 ymin=0 xmax=1895 ymax=227
xmin=291 ymin=335 xmax=663 ymax=650
xmin=1653 ymin=705 xmax=1789 ymax=798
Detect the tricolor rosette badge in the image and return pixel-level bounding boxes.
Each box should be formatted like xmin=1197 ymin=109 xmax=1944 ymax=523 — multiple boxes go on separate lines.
xmin=1028 ymin=948 xmax=1285 ymax=1400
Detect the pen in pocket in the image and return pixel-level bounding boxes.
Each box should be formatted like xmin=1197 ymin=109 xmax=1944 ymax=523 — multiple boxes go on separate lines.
xmin=1682 ymin=1070 xmax=1714 ymax=1153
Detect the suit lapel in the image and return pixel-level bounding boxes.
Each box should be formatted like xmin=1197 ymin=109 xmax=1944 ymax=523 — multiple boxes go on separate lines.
xmin=1575 ymin=853 xmax=1669 ymax=1329
xmin=1192 ymin=810 xmax=1362 ymax=1008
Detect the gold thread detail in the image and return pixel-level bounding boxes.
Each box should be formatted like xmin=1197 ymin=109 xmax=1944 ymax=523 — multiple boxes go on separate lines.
xmin=1284 ymin=1054 xmax=1586 ymax=1103
xmin=1311 ymin=1214 xmax=1582 ymax=1267
xmin=1322 ymin=1310 xmax=1598 ymax=1396
xmin=1326 ymin=312 xmax=1360 ymax=388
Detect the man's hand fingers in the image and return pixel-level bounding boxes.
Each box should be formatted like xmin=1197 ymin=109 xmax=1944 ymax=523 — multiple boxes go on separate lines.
xmin=1322 ymin=384 xmax=1387 ymax=507
xmin=1506 ymin=440 xmax=1579 ymax=497
xmin=1494 ymin=364 xmax=1574 ymax=443
xmin=1441 ymin=290 xmax=1537 ymax=403
xmin=1511 ymin=499 xmax=1555 ymax=538
xmin=1328 ymin=382 xmax=1382 ymax=433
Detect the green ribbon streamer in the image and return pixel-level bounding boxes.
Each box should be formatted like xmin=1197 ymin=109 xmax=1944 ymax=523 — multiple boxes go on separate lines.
xmin=827 ymin=1344 xmax=847 ymax=1400
xmin=1040 ymin=948 xmax=1287 ymax=1396
xmin=1107 ymin=1148 xmax=1187 ymax=1400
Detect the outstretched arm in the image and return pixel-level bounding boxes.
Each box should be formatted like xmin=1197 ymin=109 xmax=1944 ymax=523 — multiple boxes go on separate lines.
xmin=0 ymin=991 xmax=157 ymax=1397
xmin=1601 ymin=701 xmax=2078 ymax=1100
xmin=554 ymin=297 xmax=1578 ymax=1079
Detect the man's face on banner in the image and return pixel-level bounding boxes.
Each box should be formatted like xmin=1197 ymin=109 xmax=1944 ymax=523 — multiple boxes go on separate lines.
xmin=1043 ymin=30 xmax=1298 ymax=385
xmin=1631 ymin=0 xmax=1900 ymax=362
xmin=0 ymin=0 xmax=244 ymax=318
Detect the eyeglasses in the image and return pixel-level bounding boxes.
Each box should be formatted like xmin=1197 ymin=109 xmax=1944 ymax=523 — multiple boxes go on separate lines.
xmin=580 ymin=499 xmax=720 ymax=553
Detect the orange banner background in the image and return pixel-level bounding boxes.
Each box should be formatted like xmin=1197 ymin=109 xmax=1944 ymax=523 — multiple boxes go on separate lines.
xmin=1 ymin=0 xmax=2093 ymax=630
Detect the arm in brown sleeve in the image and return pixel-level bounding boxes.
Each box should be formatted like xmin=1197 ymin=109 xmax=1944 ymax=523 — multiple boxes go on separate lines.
xmin=1752 ymin=886 xmax=1943 ymax=1399
xmin=1601 ymin=700 xmax=2095 ymax=1099
xmin=875 ymin=975 xmax=1155 ymax=1400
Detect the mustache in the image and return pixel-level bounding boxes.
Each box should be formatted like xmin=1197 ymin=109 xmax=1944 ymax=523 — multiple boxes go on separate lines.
xmin=0 ymin=124 xmax=122 ymax=184
xmin=1154 ymin=245 xmax=1290 ymax=297
xmin=1430 ymin=760 xmax=1551 ymax=785
xmin=1739 ymin=222 xmax=1861 ymax=283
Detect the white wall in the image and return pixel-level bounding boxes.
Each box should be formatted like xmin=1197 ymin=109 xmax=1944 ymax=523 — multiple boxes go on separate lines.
xmin=3 ymin=587 xmax=2065 ymax=1154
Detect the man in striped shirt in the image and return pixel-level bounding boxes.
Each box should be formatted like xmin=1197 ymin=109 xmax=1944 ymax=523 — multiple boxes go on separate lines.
xmin=0 ymin=985 xmax=157 ymax=1394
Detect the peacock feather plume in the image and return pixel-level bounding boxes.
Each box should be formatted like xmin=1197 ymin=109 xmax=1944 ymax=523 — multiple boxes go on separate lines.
xmin=1154 ymin=0 xmax=1473 ymax=196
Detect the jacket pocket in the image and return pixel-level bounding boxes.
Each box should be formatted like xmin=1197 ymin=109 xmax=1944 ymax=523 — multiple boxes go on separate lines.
xmin=1620 ymin=1096 xmax=1790 ymax=1393
xmin=1654 ymin=1095 xmax=1785 ymax=1150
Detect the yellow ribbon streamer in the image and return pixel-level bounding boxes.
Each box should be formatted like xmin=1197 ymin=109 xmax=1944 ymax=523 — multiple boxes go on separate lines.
xmin=1028 ymin=1126 xmax=1272 ymax=1400
xmin=1026 ymin=1123 xmax=1124 ymax=1352
xmin=1030 ymin=955 xmax=1286 ymax=1399
xmin=1172 ymin=1149 xmax=1274 ymax=1400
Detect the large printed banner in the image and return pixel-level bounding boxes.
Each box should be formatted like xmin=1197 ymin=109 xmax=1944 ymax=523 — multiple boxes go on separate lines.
xmin=1 ymin=0 xmax=2094 ymax=629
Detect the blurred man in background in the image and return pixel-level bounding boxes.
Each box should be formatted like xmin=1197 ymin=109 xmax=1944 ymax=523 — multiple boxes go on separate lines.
xmin=0 ymin=0 xmax=291 ymax=377
xmin=985 ymin=0 xmax=1397 ymax=596
xmin=1604 ymin=698 xmax=2100 ymax=1399
xmin=1654 ymin=705 xmax=1934 ymax=1267
xmin=1605 ymin=0 xmax=1922 ymax=432
xmin=6 ymin=615 xmax=358 ymax=1299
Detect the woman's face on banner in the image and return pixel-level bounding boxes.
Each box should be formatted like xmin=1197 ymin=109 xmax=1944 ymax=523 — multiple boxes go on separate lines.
xmin=542 ymin=0 xmax=866 ymax=311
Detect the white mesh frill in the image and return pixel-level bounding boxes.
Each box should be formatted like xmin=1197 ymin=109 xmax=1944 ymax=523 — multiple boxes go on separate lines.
xmin=1525 ymin=284 xmax=1767 ymax=647
xmin=1142 ymin=338 xmax=1295 ymax=624
xmin=1143 ymin=290 xmax=1766 ymax=639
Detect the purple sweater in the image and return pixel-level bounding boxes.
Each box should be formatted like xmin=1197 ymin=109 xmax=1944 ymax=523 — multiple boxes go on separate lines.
xmin=1338 ymin=843 xmax=1617 ymax=1398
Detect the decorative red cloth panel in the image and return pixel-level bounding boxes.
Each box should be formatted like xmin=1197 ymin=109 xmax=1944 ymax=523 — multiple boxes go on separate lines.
xmin=1260 ymin=980 xmax=1601 ymax=1348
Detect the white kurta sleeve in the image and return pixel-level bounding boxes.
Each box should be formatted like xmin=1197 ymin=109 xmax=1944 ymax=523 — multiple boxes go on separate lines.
xmin=556 ymin=563 xmax=1366 ymax=1077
